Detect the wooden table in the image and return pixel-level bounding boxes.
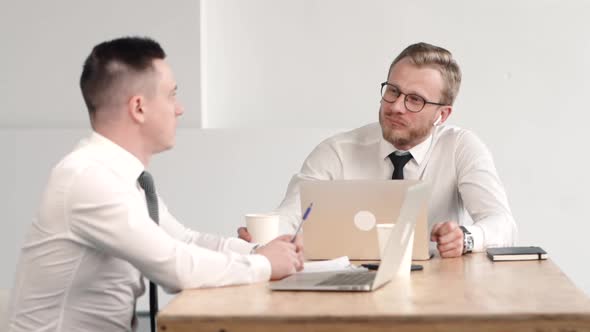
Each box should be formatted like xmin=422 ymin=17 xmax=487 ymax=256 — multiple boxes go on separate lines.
xmin=157 ymin=254 xmax=590 ymax=332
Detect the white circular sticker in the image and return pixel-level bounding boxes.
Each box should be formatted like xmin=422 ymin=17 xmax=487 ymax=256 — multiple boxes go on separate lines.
xmin=353 ymin=210 xmax=376 ymax=231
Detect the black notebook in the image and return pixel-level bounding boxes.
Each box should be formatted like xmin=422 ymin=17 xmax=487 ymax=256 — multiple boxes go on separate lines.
xmin=486 ymin=246 xmax=547 ymax=261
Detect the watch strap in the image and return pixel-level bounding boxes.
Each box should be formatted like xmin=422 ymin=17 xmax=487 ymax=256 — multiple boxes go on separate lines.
xmin=460 ymin=226 xmax=473 ymax=254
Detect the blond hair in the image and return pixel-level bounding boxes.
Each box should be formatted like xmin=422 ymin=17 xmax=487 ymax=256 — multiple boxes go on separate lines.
xmin=389 ymin=42 xmax=462 ymax=105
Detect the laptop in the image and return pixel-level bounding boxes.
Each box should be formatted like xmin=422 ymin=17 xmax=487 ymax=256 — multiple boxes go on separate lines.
xmin=300 ymin=180 xmax=432 ymax=261
xmin=269 ymin=182 xmax=430 ymax=291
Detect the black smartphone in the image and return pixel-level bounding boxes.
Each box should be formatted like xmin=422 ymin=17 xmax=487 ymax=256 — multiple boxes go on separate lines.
xmin=361 ymin=263 xmax=423 ymax=271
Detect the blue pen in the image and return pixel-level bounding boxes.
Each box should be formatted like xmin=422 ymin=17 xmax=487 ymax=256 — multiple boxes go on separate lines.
xmin=291 ymin=202 xmax=313 ymax=243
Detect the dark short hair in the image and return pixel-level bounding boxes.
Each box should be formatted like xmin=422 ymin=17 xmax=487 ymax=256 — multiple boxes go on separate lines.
xmin=389 ymin=42 xmax=462 ymax=106
xmin=79 ymin=36 xmax=166 ymax=113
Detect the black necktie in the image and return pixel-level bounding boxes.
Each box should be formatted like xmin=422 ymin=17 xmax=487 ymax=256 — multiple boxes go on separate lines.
xmin=138 ymin=171 xmax=159 ymax=332
xmin=388 ymin=152 xmax=413 ymax=179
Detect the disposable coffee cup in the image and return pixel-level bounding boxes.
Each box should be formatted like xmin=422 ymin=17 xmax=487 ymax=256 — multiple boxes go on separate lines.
xmin=376 ymin=223 xmax=414 ymax=278
xmin=376 ymin=224 xmax=394 ymax=258
xmin=245 ymin=214 xmax=279 ymax=245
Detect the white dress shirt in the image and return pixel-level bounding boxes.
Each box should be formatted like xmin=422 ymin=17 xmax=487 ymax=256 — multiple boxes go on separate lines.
xmin=275 ymin=122 xmax=517 ymax=252
xmin=9 ymin=132 xmax=270 ymax=332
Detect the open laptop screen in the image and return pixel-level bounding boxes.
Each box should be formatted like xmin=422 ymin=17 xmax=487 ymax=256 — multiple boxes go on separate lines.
xmin=300 ymin=180 xmax=430 ymax=260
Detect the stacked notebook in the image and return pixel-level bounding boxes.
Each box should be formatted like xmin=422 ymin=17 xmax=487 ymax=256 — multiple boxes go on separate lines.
xmin=486 ymin=246 xmax=547 ymax=261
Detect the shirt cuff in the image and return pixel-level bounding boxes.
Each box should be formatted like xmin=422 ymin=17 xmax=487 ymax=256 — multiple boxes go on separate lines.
xmin=248 ymin=254 xmax=272 ymax=282
xmin=465 ymin=224 xmax=484 ymax=252
xmin=227 ymin=237 xmax=260 ymax=255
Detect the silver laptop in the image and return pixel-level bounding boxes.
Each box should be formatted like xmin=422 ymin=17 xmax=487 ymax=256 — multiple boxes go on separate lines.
xmin=269 ymin=182 xmax=430 ymax=292
xmin=300 ymin=180 xmax=432 ymax=260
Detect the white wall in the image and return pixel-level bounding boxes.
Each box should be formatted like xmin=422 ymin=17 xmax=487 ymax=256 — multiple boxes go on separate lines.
xmin=0 ymin=0 xmax=201 ymax=128
xmin=202 ymin=0 xmax=590 ymax=130
xmin=2 ymin=0 xmax=589 ymax=316
xmin=0 ymin=288 xmax=9 ymax=332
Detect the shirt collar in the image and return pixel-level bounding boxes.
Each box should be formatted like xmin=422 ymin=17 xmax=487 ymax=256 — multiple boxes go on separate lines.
xmin=84 ymin=132 xmax=146 ymax=185
xmin=378 ymin=130 xmax=433 ymax=166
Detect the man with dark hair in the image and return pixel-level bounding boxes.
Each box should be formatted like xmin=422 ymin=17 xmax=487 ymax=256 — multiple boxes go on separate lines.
xmin=239 ymin=42 xmax=517 ymax=258
xmin=8 ymin=36 xmax=303 ymax=332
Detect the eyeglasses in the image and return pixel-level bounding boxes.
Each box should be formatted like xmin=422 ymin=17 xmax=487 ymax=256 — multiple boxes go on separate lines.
xmin=380 ymin=82 xmax=447 ymax=113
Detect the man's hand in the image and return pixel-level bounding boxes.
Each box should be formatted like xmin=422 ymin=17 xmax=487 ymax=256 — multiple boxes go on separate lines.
xmin=255 ymin=235 xmax=304 ymax=280
xmin=292 ymin=234 xmax=304 ymax=271
xmin=430 ymin=221 xmax=463 ymax=258
xmin=237 ymin=227 xmax=251 ymax=242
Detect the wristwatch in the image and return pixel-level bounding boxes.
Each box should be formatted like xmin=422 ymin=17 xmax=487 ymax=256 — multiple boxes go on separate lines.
xmin=460 ymin=226 xmax=474 ymax=254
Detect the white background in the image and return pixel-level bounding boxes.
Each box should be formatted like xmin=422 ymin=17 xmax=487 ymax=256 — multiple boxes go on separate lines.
xmin=2 ymin=0 xmax=589 ymax=313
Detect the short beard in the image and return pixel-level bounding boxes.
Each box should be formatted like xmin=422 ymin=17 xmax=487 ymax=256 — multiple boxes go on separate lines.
xmin=379 ymin=113 xmax=432 ymax=149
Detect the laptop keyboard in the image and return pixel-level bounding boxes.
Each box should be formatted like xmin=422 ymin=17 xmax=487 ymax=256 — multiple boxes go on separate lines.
xmin=316 ymin=272 xmax=376 ymax=286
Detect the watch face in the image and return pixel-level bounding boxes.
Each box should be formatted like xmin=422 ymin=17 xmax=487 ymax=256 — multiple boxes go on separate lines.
xmin=465 ymin=236 xmax=474 ymax=250
xmin=462 ymin=227 xmax=474 ymax=253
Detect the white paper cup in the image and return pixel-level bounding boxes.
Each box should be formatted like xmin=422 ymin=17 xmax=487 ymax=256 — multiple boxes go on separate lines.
xmin=377 ymin=223 xmax=414 ymax=278
xmin=245 ymin=214 xmax=279 ymax=245
xmin=376 ymin=224 xmax=394 ymax=258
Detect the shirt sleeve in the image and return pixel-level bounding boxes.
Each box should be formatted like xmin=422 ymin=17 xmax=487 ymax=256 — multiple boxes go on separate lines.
xmin=274 ymin=138 xmax=343 ymax=232
xmin=455 ymin=130 xmax=518 ymax=251
xmin=67 ymin=166 xmax=271 ymax=293
xmin=157 ymin=198 xmax=257 ymax=255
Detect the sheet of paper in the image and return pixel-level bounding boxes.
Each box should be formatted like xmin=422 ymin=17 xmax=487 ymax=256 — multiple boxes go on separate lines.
xmin=300 ymin=256 xmax=365 ymax=273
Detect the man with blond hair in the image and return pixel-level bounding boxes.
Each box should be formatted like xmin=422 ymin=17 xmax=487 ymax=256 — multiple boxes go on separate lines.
xmin=239 ymin=42 xmax=517 ymax=258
